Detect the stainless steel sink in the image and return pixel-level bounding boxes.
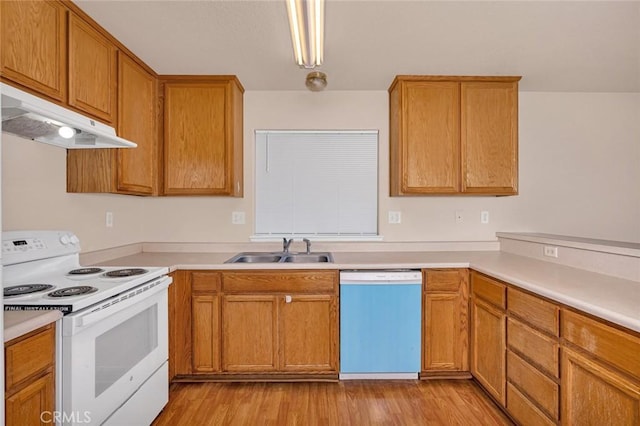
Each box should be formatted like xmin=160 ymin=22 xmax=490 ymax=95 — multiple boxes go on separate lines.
xmin=282 ymin=253 xmax=333 ymax=263
xmin=225 ymin=252 xmax=333 ymax=264
xmin=226 ymin=253 xmax=284 ymax=263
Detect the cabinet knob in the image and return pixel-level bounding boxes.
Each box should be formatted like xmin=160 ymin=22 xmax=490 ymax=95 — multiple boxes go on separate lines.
xmin=285 ymin=295 xmax=292 ymax=303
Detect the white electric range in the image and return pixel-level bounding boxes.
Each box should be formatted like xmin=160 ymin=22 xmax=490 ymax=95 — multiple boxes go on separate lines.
xmin=2 ymin=230 xmax=171 ymax=426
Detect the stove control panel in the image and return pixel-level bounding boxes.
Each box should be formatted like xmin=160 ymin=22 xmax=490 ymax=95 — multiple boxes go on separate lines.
xmin=2 ymin=231 xmax=80 ymax=266
xmin=2 ymin=238 xmax=47 ymax=254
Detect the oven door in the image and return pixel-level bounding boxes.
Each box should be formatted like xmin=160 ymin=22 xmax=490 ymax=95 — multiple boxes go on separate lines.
xmin=61 ymin=277 xmax=170 ymax=425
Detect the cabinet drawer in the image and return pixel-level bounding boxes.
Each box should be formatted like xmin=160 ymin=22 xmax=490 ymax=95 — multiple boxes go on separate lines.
xmin=508 ymin=288 xmax=559 ymax=336
xmin=507 ymin=317 xmax=559 ymax=378
xmin=507 ymin=350 xmax=559 ymax=420
xmin=471 ymin=272 xmax=505 ymax=309
xmin=223 ymin=270 xmax=337 ymax=294
xmin=5 ymin=325 xmax=55 ymax=391
xmin=192 ymin=271 xmax=221 ymax=293
xmin=424 ymin=269 xmax=465 ymax=292
xmin=506 ymin=382 xmax=556 ymax=426
xmin=562 ymin=309 xmax=640 ymax=378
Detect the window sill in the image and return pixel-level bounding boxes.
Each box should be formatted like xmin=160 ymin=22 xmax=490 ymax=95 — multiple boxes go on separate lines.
xmin=250 ymin=235 xmax=384 ymax=242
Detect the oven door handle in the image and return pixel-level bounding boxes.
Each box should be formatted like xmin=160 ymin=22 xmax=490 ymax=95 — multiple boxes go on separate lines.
xmin=73 ymin=276 xmax=171 ymax=331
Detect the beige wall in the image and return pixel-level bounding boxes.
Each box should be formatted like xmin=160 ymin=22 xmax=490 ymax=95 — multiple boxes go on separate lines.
xmin=1 ymin=135 xmax=147 ymax=251
xmin=2 ymin=91 xmax=639 ymax=251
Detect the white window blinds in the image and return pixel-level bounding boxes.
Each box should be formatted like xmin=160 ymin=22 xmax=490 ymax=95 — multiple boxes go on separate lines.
xmin=255 ymin=130 xmax=378 ymax=237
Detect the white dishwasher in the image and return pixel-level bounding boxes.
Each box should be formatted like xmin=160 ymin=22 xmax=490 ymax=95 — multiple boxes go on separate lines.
xmin=339 ymin=270 xmax=422 ymax=379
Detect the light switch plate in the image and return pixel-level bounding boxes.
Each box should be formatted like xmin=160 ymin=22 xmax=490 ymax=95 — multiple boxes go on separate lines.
xmin=231 ymin=211 xmax=246 ymax=225
xmin=388 ymin=211 xmax=402 ymax=224
xmin=481 ymin=211 xmax=489 ymax=224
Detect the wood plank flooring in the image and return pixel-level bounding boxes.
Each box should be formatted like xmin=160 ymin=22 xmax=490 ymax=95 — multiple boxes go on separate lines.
xmin=153 ymin=380 xmax=513 ymax=425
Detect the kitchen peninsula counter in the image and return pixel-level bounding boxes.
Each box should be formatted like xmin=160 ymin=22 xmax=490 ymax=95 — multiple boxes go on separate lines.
xmin=94 ymin=249 xmax=640 ymax=334
xmin=4 ymin=310 xmax=62 ymax=342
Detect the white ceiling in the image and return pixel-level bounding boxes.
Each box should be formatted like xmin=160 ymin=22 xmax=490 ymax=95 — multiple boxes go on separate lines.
xmin=76 ymin=0 xmax=640 ymax=92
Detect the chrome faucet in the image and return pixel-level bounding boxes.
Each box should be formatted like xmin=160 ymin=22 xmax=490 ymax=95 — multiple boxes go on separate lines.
xmin=282 ymin=237 xmax=294 ymax=253
xmin=303 ymin=238 xmax=311 ymax=254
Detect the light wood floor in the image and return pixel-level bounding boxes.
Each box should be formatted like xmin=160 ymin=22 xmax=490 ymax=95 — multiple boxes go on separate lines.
xmin=153 ymin=380 xmax=513 ymax=425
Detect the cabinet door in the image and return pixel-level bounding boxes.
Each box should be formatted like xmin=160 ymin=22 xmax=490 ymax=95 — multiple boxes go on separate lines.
xmin=461 ymin=82 xmax=518 ymax=194
xmin=0 ymin=0 xmax=67 ymax=101
xmin=68 ymin=13 xmax=117 ymax=124
xmin=471 ymin=297 xmax=506 ymax=405
xmin=169 ymin=271 xmax=192 ymax=379
xmin=561 ymin=347 xmax=640 ymax=426
xmin=192 ymin=294 xmax=220 ymax=373
xmin=222 ymin=295 xmax=277 ymax=371
xmin=280 ymin=295 xmax=338 ymax=372
xmin=5 ymin=372 xmax=55 ymax=426
xmin=117 ymin=52 xmax=158 ymax=194
xmin=422 ymin=269 xmax=469 ymax=374
xmin=163 ymin=80 xmax=242 ymax=196
xmin=391 ymin=81 xmax=460 ymax=194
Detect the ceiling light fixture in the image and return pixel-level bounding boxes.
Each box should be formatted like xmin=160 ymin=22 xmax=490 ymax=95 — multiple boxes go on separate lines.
xmin=305 ymin=71 xmax=327 ymax=91
xmin=286 ymin=0 xmax=324 ymax=69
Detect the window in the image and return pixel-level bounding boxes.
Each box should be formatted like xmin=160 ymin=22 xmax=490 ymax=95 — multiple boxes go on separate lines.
xmin=254 ymin=130 xmax=378 ymax=239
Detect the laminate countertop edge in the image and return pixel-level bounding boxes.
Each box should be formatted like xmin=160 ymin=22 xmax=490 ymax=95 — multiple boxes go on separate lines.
xmin=95 ymin=250 xmax=640 ymax=334
xmin=4 ymin=310 xmax=62 ymax=342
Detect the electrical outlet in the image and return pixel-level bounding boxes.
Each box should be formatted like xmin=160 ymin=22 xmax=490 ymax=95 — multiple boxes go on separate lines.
xmin=106 ymin=212 xmax=113 ymax=228
xmin=481 ymin=211 xmax=489 ymax=224
xmin=231 ymin=211 xmax=246 ymax=225
xmin=455 ymin=210 xmax=464 ymax=224
xmin=388 ymin=211 xmax=402 ymax=224
xmin=543 ymin=246 xmax=558 ymax=258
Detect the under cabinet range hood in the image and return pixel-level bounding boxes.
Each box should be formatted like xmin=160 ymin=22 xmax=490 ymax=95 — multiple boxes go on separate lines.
xmin=0 ymin=83 xmax=136 ymax=149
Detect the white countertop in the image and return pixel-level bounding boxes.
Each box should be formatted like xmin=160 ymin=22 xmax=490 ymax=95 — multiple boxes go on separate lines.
xmin=4 ymin=310 xmax=62 ymax=342
xmin=97 ymin=250 xmax=640 ymax=334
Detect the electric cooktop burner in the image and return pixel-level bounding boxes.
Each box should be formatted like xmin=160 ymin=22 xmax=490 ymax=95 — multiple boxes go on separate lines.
xmin=68 ymin=267 xmax=105 ymax=275
xmin=4 ymin=284 xmax=55 ymax=298
xmin=48 ymin=286 xmax=98 ymax=298
xmin=103 ymin=268 xmax=148 ymax=278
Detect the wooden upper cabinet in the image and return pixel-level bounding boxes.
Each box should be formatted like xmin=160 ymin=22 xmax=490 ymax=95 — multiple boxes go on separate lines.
xmin=461 ymin=82 xmax=519 ymax=194
xmin=389 ymin=76 xmax=520 ymax=196
xmin=391 ymin=81 xmax=460 ymax=194
xmin=67 ymin=53 xmax=158 ymax=195
xmin=163 ymin=77 xmax=244 ymax=196
xmin=0 ymin=0 xmax=67 ymax=101
xmin=67 ymin=12 xmax=117 ymax=124
xmin=116 ymin=52 xmax=158 ymax=194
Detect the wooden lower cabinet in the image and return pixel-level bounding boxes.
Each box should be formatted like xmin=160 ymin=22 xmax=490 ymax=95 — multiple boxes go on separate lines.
xmin=470 ymin=272 xmax=506 ymax=406
xmin=221 ymin=270 xmax=339 ymax=375
xmin=560 ymin=308 xmax=640 ymax=426
xmin=190 ymin=272 xmax=222 ymax=374
xmin=468 ymin=272 xmax=640 ymax=426
xmin=561 ymin=347 xmax=640 ymax=426
xmin=168 ymin=271 xmax=192 ymax=379
xmin=222 ymin=294 xmax=278 ymax=372
xmin=422 ymin=269 xmax=469 ymax=377
xmin=5 ymin=324 xmax=56 ymax=426
xmin=280 ymin=294 xmax=337 ymax=371
xmin=471 ymin=296 xmax=506 ymax=405
xmin=5 ymin=373 xmax=55 ymax=426
xmin=192 ymin=293 xmax=221 ymax=373
xmin=170 ymin=269 xmax=338 ymax=380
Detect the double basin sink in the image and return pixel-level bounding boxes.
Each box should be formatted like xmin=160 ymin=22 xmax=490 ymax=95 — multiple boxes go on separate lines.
xmin=225 ymin=251 xmax=333 ymax=264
